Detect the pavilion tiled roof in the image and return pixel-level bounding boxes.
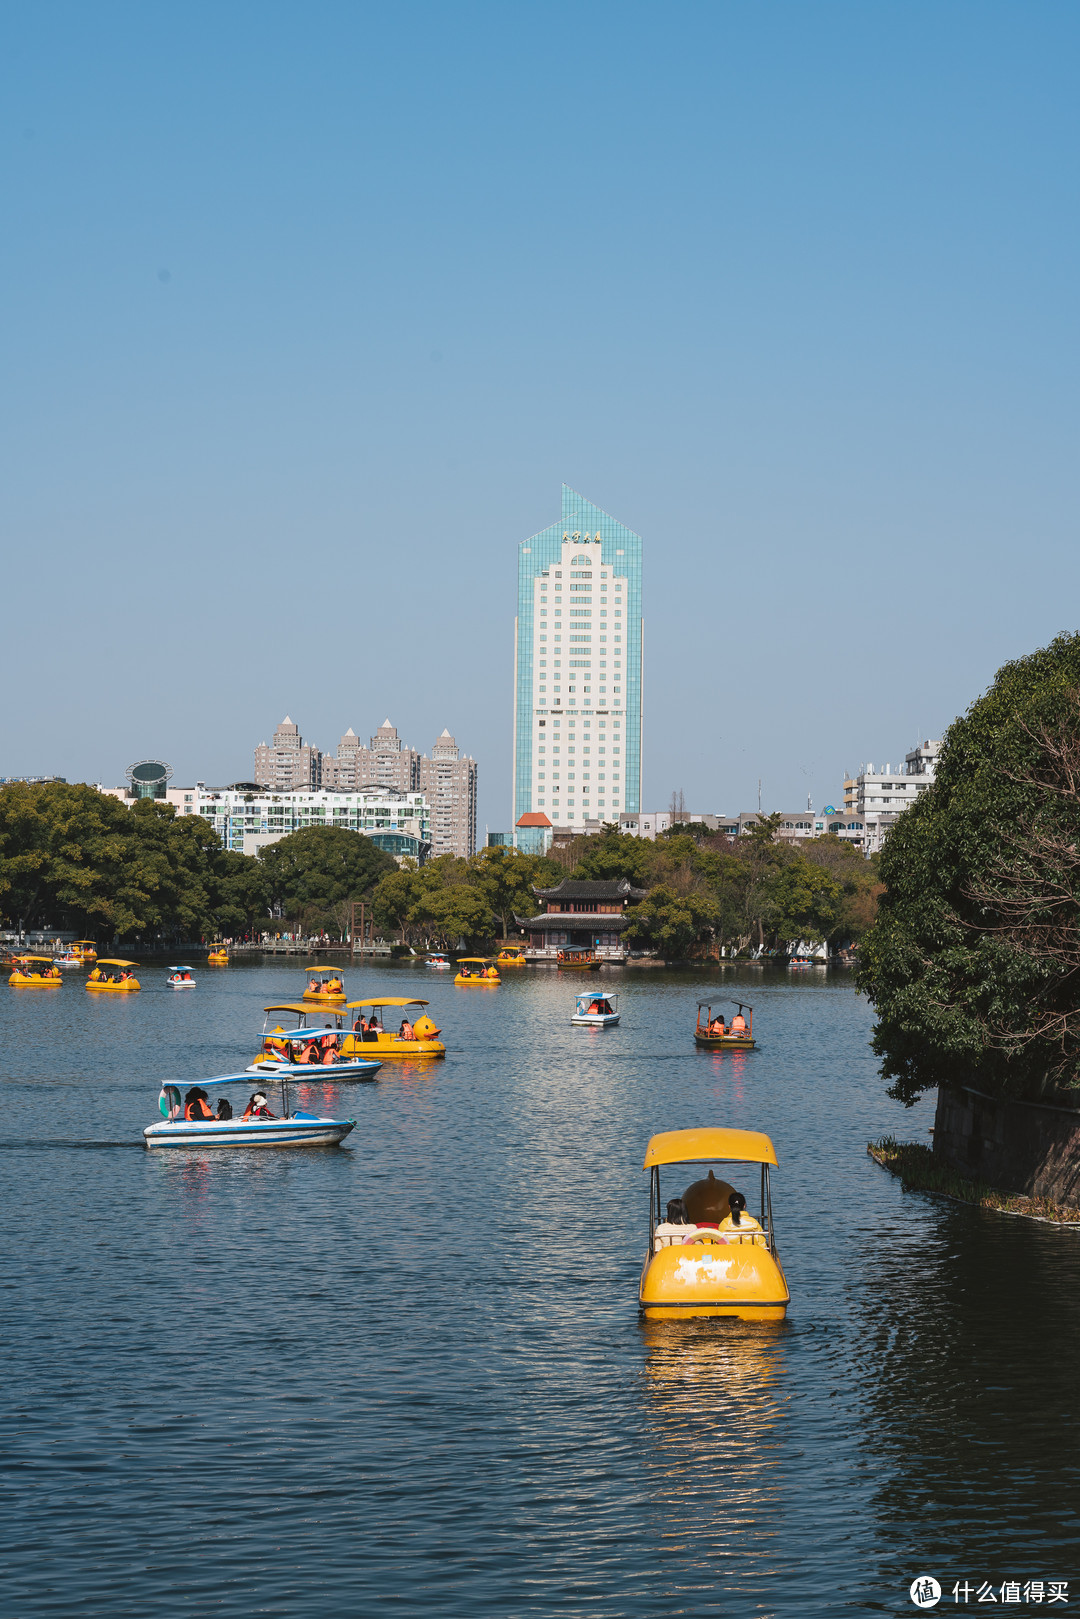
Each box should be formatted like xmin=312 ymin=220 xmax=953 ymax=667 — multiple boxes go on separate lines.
xmin=532 ymin=879 xmax=647 ymax=901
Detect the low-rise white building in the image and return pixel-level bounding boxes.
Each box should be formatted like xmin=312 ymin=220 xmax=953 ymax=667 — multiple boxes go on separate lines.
xmin=843 ymin=739 xmax=941 ymax=853
xmin=100 ymin=782 xmax=432 ymax=864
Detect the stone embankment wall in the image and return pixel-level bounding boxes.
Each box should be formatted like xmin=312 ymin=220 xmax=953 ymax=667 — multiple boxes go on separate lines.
xmin=934 ymin=1084 xmax=1080 ymax=1209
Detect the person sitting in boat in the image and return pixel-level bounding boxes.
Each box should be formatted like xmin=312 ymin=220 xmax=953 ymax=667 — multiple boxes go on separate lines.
xmin=731 ymin=1011 xmax=747 ymax=1034
xmin=184 ymin=1086 xmax=214 ymax=1120
xmin=399 ymin=1018 xmax=415 ymax=1040
xmin=242 ymin=1091 xmax=277 ymax=1120
xmin=719 ymin=1191 xmax=762 ymax=1234
xmin=308 ymin=977 xmax=320 ymax=994
xmin=353 ymin=1013 xmax=368 ymax=1033
xmin=320 ymin=1037 xmax=339 ymax=1066
xmin=216 ymin=1097 xmax=233 ymax=1120
xmin=296 ymin=1039 xmax=320 ymax=1065
xmin=587 ymin=999 xmax=601 ymax=1013
xmin=369 ymin=1014 xmax=382 ymax=1032
xmin=709 ymin=1015 xmax=726 ymax=1036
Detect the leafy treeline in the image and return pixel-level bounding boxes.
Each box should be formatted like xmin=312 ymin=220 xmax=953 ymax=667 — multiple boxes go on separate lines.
xmin=372 ymin=822 xmax=881 ymax=955
xmin=0 ymin=781 xmax=881 ymax=956
xmin=857 ymin=633 xmax=1080 ymax=1107
xmin=0 ymin=783 xmax=394 ymax=943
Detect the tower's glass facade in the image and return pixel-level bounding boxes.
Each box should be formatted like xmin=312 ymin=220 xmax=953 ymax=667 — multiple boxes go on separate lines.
xmin=514 ymin=487 xmax=642 ymax=837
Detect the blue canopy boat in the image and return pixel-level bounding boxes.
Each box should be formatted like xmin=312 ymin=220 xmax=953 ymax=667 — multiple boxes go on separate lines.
xmin=250 ymin=1024 xmax=382 ymax=1080
xmin=143 ymin=1066 xmax=357 ymax=1150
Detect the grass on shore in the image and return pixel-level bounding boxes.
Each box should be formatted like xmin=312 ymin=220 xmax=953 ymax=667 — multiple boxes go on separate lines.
xmin=867 ymin=1137 xmax=1080 ymax=1225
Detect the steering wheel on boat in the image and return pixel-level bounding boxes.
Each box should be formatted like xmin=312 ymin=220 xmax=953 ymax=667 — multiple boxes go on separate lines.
xmin=682 ymin=1231 xmax=729 ymax=1246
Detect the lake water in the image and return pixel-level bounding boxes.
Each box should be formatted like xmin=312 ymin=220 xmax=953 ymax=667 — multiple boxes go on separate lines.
xmin=3 ymin=962 xmax=1078 ymax=1616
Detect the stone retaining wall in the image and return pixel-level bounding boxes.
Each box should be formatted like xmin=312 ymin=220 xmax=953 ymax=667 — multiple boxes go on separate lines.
xmin=934 ymin=1084 xmax=1080 ymax=1209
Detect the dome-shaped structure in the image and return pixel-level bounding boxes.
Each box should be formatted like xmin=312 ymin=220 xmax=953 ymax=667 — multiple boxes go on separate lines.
xmin=125 ymin=759 xmax=173 ymax=800
xmin=681 ymin=1169 xmax=737 ymax=1224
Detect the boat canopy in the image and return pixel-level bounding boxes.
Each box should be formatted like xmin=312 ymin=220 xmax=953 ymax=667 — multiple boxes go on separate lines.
xmin=456 ymin=957 xmax=494 ymax=964
xmin=95 ymin=959 xmax=140 ymax=968
xmin=264 ymin=1003 xmax=319 ymax=1016
xmin=344 ymin=998 xmax=430 ymax=1010
xmin=697 ymin=1000 xmax=753 ymax=1013
xmin=74 ymin=940 xmax=97 ymax=947
xmin=643 ymin=1127 xmax=778 ymax=1169
xmin=265 ymin=1028 xmax=337 ymax=1043
xmin=169 ymin=966 xmax=195 ymax=972
xmin=305 ymin=965 xmax=346 ymax=974
xmin=575 ymin=991 xmax=616 ymax=1008
xmin=13 ymin=955 xmax=60 ymax=964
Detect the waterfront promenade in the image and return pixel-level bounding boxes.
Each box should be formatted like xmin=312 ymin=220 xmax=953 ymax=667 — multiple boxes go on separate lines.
xmin=3 ymin=965 xmax=1077 ymax=1615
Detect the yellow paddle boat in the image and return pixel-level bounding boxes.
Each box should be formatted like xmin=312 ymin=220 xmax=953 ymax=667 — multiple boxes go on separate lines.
xmin=207 ymin=945 xmax=229 ymax=965
xmin=557 ymin=948 xmax=601 ymax=971
xmin=455 ymin=957 xmax=500 ymax=985
xmin=86 ymin=959 xmax=141 ymax=992
xmin=341 ymin=998 xmax=445 ymax=1058
xmin=72 ymin=940 xmax=98 ymax=963
xmin=8 ymin=954 xmax=63 ymax=987
xmin=639 ymin=1127 xmax=789 ymax=1321
xmin=255 ymin=1001 xmax=446 ymax=1061
xmin=302 ymin=967 xmax=347 ymax=1003
xmin=694 ymin=1001 xmax=756 ymax=1050
xmin=496 ymin=946 xmax=527 ymax=968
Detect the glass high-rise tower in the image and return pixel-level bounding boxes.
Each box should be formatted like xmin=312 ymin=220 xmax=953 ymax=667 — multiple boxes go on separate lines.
xmin=513 ymin=486 xmax=643 ymax=838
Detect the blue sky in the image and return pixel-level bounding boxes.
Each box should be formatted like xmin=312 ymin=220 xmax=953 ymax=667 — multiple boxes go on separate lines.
xmin=3 ymin=2 xmax=1078 ymax=826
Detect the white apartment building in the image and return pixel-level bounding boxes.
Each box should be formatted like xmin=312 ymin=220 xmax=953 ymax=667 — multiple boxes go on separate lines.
xmin=513 ymin=491 xmax=644 ymax=843
xmin=844 ymin=739 xmax=941 ymax=853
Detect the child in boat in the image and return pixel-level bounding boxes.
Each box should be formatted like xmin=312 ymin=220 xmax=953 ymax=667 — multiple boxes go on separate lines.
xmin=399 ymin=1018 xmax=415 ymax=1040
xmin=242 ymin=1092 xmax=277 ymax=1119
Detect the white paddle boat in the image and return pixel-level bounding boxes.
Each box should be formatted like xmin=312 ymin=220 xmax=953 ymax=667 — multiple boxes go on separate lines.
xmin=143 ymin=1069 xmax=357 ymax=1149
xmin=570 ymin=991 xmax=620 ymax=1027
xmin=167 ymin=966 xmax=197 ymax=988
xmin=250 ymin=1024 xmax=382 ymax=1080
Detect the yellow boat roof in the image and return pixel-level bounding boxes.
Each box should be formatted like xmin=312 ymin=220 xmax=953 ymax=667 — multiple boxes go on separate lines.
xmin=643 ymin=1127 xmax=778 ymax=1169
xmin=264 ymin=1003 xmax=322 ymax=1015
xmin=96 ymin=959 xmax=140 ymax=967
xmin=13 ymin=955 xmax=59 ymax=963
xmin=457 ymin=957 xmax=494 ymax=964
xmin=304 ymin=966 xmax=345 ymax=973
xmin=74 ymin=940 xmax=96 ymax=946
xmin=344 ymin=998 xmax=430 ymax=1009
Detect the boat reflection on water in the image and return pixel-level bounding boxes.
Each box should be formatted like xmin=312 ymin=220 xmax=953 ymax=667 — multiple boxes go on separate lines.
xmin=698 ymin=1047 xmax=750 ymax=1101
xmin=637 ymin=1319 xmax=790 ymax=1562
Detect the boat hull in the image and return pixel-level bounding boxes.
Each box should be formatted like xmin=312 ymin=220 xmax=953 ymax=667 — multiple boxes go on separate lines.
xmin=639 ymin=1239 xmax=789 ymax=1321
xmin=454 ymin=975 xmax=499 ymax=985
xmin=8 ymin=975 xmax=62 ymax=987
xmin=570 ymin=1013 xmax=620 ymax=1026
xmin=144 ymin=1116 xmax=356 ymax=1149
xmin=694 ymin=1034 xmax=755 ymax=1050
xmin=302 ymin=992 xmax=346 ymax=1003
xmin=246 ymin=1059 xmax=381 ymax=1080
xmin=339 ymin=1034 xmax=445 ymax=1059
xmin=86 ymin=980 xmax=140 ymax=993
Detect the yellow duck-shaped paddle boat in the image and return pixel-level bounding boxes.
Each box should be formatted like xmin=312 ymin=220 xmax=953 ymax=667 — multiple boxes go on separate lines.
xmin=454 ymin=957 xmax=500 ymax=985
xmin=207 ymin=945 xmax=229 ymax=965
xmin=8 ymin=955 xmax=63 ymax=987
xmin=72 ymin=940 xmax=98 ymax=963
xmin=495 ymin=946 xmax=527 ymax=968
xmin=86 ymin=959 xmax=141 ymax=992
xmin=301 ymin=968 xmax=347 ymax=1003
xmin=639 ymin=1128 xmax=789 ymax=1321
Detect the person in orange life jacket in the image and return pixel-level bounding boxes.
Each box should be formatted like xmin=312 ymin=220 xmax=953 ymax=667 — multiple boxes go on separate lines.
xmin=242 ymin=1092 xmax=277 ymax=1120
xmin=731 ymin=1011 xmax=747 ymax=1033
xmin=184 ymin=1086 xmax=213 ymax=1120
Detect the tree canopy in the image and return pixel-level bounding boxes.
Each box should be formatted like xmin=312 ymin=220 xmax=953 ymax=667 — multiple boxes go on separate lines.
xmin=856 ymin=633 xmax=1080 ymax=1106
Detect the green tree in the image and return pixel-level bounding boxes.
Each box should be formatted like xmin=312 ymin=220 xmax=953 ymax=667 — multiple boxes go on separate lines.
xmin=371 ymin=854 xmax=494 ymax=949
xmin=569 ymin=825 xmax=655 ymax=885
xmin=624 ymin=883 xmax=720 ymax=958
xmin=469 ymin=846 xmax=561 ymax=938
xmin=761 ymin=852 xmax=842 ymax=947
xmin=857 ymin=632 xmax=1080 ymax=1106
xmin=259 ymin=827 xmax=395 ymax=934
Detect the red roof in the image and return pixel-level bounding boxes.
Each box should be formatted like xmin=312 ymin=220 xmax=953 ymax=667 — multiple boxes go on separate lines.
xmin=516 ymin=812 xmax=553 ymax=828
